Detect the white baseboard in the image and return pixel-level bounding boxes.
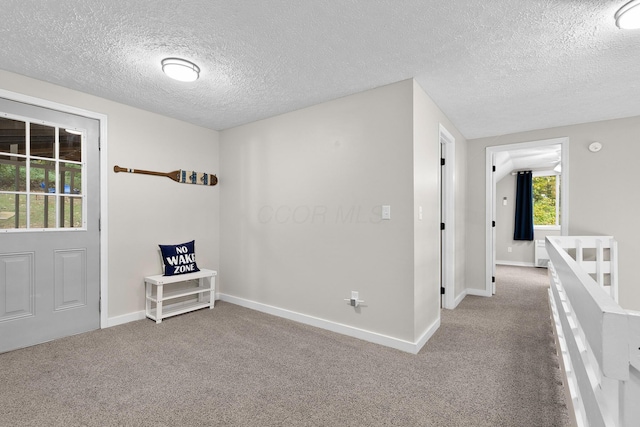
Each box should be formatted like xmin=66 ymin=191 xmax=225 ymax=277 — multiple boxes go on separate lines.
xmin=414 ymin=317 xmax=441 ymax=353
xmin=452 ymin=288 xmax=494 ymax=308
xmin=101 ymin=295 xmax=441 ymax=354
xmin=496 ymin=260 xmax=535 ymax=267
xmin=105 ymin=310 xmax=146 ymax=328
xmin=467 ymin=288 xmax=492 ymax=297
xmin=454 ymin=290 xmax=467 ymax=308
xmin=219 ymin=293 xmax=438 ymax=354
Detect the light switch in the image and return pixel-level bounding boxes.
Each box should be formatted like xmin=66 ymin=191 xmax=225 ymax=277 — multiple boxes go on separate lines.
xmin=418 ymin=206 xmax=423 ymax=220
xmin=382 ymin=205 xmax=391 ymax=220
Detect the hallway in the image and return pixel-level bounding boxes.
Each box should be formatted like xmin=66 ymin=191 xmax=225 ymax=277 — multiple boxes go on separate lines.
xmin=433 ymin=264 xmax=571 ymax=425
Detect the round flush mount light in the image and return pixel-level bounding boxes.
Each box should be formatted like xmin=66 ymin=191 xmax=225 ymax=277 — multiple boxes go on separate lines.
xmin=161 ymin=57 xmax=200 ymax=82
xmin=615 ymin=0 xmax=640 ymax=29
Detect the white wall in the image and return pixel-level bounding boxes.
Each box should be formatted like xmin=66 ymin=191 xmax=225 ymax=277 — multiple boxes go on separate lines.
xmin=108 ymin=112 xmax=219 ymax=318
xmin=0 ymin=70 xmax=220 ymax=320
xmin=467 ymin=116 xmax=640 ymax=311
xmin=454 ymin=133 xmax=467 ymax=302
xmin=412 ymin=81 xmax=467 ymax=320
xmin=220 ymin=79 xmax=467 ymax=347
xmin=220 ymin=80 xmax=417 ymax=341
xmin=412 ymin=82 xmax=440 ymax=336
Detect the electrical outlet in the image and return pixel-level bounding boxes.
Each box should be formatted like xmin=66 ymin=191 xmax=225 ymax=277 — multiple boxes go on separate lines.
xmin=345 ymin=291 xmax=363 ymax=307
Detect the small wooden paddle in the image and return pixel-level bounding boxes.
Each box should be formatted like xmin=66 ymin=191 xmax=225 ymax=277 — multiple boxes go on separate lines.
xmin=113 ymin=165 xmax=218 ymax=186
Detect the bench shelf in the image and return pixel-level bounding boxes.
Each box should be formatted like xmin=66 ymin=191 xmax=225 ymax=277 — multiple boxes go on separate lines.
xmin=144 ymin=269 xmax=217 ymax=324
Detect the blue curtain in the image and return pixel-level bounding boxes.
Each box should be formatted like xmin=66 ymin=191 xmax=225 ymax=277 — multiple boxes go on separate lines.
xmin=514 ymin=171 xmax=534 ymax=241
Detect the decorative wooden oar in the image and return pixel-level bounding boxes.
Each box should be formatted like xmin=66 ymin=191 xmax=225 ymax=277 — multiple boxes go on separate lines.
xmin=113 ymin=165 xmax=218 ymax=186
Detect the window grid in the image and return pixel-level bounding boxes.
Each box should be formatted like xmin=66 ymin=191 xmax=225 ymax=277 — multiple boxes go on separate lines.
xmin=0 ymin=112 xmax=85 ymax=232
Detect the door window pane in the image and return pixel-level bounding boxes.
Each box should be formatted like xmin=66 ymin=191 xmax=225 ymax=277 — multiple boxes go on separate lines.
xmin=59 ymin=130 xmax=82 ymax=161
xmin=60 ymin=196 xmax=82 ymax=228
xmin=30 ymin=123 xmax=55 ymax=159
xmin=30 ymin=159 xmax=55 ymax=193
xmin=0 ymin=155 xmax=27 ymax=191
xmin=0 ymin=117 xmax=26 ymax=155
xmin=0 ymin=193 xmax=25 ymax=229
xmin=60 ymin=163 xmax=82 ymax=194
xmin=30 ymin=194 xmax=56 ymax=229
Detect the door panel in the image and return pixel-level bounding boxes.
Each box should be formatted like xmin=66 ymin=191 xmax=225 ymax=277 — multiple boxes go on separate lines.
xmin=0 ymin=252 xmax=34 ymax=321
xmin=0 ymin=97 xmax=100 ymax=353
xmin=54 ymin=249 xmax=87 ymax=311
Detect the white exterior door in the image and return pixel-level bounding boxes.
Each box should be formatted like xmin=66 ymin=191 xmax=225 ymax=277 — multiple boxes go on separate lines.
xmin=0 ymin=97 xmax=100 ymax=353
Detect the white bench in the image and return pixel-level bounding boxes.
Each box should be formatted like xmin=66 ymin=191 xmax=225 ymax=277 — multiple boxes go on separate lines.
xmin=144 ymin=269 xmax=217 ymax=323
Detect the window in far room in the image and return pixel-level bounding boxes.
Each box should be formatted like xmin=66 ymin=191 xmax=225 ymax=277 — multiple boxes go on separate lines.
xmin=532 ymin=173 xmax=560 ymax=229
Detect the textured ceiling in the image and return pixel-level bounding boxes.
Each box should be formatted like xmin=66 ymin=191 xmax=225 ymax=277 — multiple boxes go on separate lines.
xmin=0 ymin=0 xmax=638 ymax=139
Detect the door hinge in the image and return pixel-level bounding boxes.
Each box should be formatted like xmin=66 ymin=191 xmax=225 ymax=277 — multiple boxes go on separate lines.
xmin=441 ymin=158 xmax=445 ymax=166
xmin=99 ymin=298 xmax=102 ymax=313
xmin=492 ymin=165 xmax=496 ymax=172
xmin=441 ymin=222 xmax=445 ymax=230
xmin=492 ymin=276 xmax=496 ymax=283
xmin=492 ymin=221 xmax=496 ymax=227
xmin=441 ymin=286 xmax=445 ymax=295
xmin=99 ymin=218 xmax=101 ymax=232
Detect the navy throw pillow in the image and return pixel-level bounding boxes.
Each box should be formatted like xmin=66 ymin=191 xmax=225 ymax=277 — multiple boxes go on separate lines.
xmin=159 ymin=240 xmax=200 ymax=276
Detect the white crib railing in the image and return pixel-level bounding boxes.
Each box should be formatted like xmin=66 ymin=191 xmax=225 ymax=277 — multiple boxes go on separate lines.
xmin=547 ymin=236 xmax=640 ymax=427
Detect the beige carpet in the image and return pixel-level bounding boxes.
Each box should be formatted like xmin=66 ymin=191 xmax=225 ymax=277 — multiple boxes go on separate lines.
xmin=0 ymin=265 xmax=569 ymax=426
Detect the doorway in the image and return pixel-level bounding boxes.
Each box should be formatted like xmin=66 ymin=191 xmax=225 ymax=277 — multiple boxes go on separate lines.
xmin=485 ymin=138 xmax=569 ymax=295
xmin=440 ymin=124 xmax=455 ymax=309
xmin=0 ymin=96 xmax=101 ymax=352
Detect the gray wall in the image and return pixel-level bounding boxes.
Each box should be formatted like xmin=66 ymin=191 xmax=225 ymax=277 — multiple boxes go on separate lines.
xmin=468 ymin=116 xmax=640 ymax=311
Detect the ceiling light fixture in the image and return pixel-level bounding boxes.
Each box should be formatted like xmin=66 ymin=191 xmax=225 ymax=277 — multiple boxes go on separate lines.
xmin=161 ymin=57 xmax=200 ymax=82
xmin=615 ymin=0 xmax=640 ymax=29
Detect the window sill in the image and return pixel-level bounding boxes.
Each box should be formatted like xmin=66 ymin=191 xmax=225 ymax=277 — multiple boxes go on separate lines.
xmin=534 ymin=225 xmax=561 ymax=231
